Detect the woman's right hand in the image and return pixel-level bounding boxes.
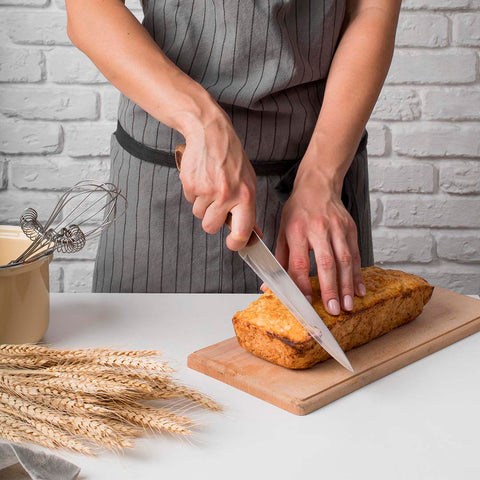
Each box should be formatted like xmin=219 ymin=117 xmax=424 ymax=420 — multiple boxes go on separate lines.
xmin=65 ymin=0 xmax=257 ymax=250
xmin=179 ymin=108 xmax=258 ymax=251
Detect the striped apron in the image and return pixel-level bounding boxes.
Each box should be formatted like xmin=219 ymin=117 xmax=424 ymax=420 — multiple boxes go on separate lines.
xmin=92 ymin=0 xmax=374 ymax=293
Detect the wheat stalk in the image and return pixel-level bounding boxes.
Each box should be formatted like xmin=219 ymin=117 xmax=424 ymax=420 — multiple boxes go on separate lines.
xmin=0 ymin=354 xmax=172 ymax=374
xmin=46 ymin=363 xmax=173 ymax=382
xmin=0 ymin=356 xmax=55 ymax=368
xmin=0 ymin=410 xmax=93 ymax=455
xmin=0 ymin=344 xmax=161 ymax=358
xmin=0 ymin=390 xmax=138 ymax=449
xmin=0 ymin=344 xmax=220 ymax=454
xmin=0 ymin=377 xmax=116 ymax=416
xmin=143 ymin=382 xmax=221 ymax=410
xmin=0 ymin=344 xmax=173 ymax=374
xmin=110 ymin=401 xmax=193 ymax=435
xmin=2 ymin=369 xmax=220 ymax=410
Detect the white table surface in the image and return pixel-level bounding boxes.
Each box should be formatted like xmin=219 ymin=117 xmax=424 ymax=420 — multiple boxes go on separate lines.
xmin=43 ymin=292 xmax=480 ymax=480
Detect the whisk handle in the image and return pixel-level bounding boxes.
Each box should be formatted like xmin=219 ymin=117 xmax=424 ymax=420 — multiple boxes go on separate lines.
xmin=174 ymin=144 xmax=233 ymax=229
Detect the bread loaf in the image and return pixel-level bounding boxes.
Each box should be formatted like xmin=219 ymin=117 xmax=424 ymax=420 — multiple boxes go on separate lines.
xmin=232 ymin=266 xmax=434 ymax=369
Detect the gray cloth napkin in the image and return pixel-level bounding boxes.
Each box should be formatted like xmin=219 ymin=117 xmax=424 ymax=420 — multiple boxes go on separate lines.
xmin=0 ymin=443 xmax=80 ymax=480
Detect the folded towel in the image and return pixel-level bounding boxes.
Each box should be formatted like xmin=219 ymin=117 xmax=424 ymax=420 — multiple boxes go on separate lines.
xmin=0 ymin=442 xmax=80 ymax=480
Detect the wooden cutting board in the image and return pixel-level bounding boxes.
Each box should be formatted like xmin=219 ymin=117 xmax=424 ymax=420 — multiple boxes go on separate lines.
xmin=188 ymin=287 xmax=480 ymax=415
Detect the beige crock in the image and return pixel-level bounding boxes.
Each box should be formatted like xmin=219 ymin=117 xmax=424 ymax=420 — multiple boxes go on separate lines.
xmin=0 ymin=225 xmax=53 ymax=344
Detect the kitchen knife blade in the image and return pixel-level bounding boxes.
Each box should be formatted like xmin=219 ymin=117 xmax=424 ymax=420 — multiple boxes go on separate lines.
xmin=239 ymin=231 xmax=354 ymax=373
xmin=174 ymin=143 xmax=353 ymax=372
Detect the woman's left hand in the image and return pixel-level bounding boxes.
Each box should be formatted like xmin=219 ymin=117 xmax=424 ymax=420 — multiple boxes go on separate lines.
xmin=274 ymin=165 xmax=366 ymax=316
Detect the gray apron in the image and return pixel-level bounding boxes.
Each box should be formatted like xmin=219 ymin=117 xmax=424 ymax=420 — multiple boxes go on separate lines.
xmin=93 ymin=0 xmax=374 ymax=293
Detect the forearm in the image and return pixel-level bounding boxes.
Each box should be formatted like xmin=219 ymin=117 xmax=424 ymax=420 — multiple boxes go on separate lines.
xmin=65 ymin=0 xmax=221 ymax=138
xmin=298 ymin=0 xmax=401 ymax=193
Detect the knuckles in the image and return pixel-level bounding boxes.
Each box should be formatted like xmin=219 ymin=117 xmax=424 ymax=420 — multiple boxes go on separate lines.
xmin=310 ymin=215 xmax=329 ymax=231
xmin=350 ymin=250 xmax=361 ymax=263
xmin=237 ymin=184 xmax=254 ymax=204
xmin=202 ymin=219 xmax=220 ymax=234
xmin=287 ymin=219 xmax=307 ymax=237
xmin=330 ymin=214 xmax=350 ymax=231
xmin=316 ymin=254 xmax=335 ymax=269
xmin=233 ymin=226 xmax=253 ymax=242
xmin=180 ymin=176 xmax=195 ymax=196
xmin=320 ymin=287 xmax=338 ymax=300
xmin=216 ymin=177 xmax=231 ymax=204
xmin=337 ymin=252 xmax=353 ymax=265
xmin=191 ymin=204 xmax=204 ymax=219
xmin=289 ymin=256 xmax=310 ymax=272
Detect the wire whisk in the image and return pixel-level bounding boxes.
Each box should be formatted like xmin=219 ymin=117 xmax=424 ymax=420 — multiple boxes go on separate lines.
xmin=8 ymin=180 xmax=127 ymax=266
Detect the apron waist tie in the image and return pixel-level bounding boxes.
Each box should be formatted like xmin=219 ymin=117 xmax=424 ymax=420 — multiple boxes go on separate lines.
xmin=114 ymin=121 xmax=300 ymax=177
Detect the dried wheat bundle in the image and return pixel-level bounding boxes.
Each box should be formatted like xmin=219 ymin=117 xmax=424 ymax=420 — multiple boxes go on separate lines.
xmin=0 ymin=344 xmax=220 ymax=455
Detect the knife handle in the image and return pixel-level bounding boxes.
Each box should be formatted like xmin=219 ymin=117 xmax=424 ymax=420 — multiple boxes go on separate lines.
xmin=174 ymin=144 xmax=233 ymax=230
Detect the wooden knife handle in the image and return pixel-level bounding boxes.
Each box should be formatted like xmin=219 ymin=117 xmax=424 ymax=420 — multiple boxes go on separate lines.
xmin=174 ymin=144 xmax=233 ymax=229
xmin=174 ymin=143 xmax=186 ymax=171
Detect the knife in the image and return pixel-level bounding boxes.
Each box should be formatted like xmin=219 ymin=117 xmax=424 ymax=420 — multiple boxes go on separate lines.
xmin=175 ymin=144 xmax=354 ymax=373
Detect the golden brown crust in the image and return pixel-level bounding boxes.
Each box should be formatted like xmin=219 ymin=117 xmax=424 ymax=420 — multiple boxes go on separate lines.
xmin=232 ymin=266 xmax=434 ymax=369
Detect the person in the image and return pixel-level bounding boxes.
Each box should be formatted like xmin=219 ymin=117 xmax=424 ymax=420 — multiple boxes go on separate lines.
xmin=66 ymin=0 xmax=401 ymax=316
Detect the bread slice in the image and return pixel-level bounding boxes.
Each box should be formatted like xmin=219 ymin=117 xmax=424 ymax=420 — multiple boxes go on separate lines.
xmin=232 ymin=266 xmax=434 ymax=369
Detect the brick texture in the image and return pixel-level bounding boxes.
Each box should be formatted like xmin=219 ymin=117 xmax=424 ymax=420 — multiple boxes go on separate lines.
xmin=47 ymin=49 xmax=108 ymax=84
xmin=0 ymin=160 xmax=7 ymax=190
xmin=102 ymin=89 xmax=120 ymax=121
xmin=371 ymin=88 xmax=421 ymax=121
xmin=63 ymin=123 xmax=114 ymax=157
xmin=384 ymin=197 xmax=480 ymax=228
xmin=366 ymin=123 xmax=388 ymax=156
xmin=437 ymin=233 xmax=480 ymax=262
xmin=396 ymin=13 xmax=448 ymax=48
xmin=0 ymin=0 xmax=47 ymax=6
xmin=0 ymin=121 xmax=61 ymax=154
xmin=393 ymin=124 xmax=480 ymax=158
xmin=0 ymin=191 xmax=61 ymax=224
xmin=0 ymin=47 xmax=44 ymax=82
xmin=10 ymin=157 xmax=110 ymax=190
xmin=0 ymin=2 xmax=478 ymax=294
xmin=422 ymin=88 xmax=480 ymax=120
xmin=7 ymin=12 xmax=70 ymax=45
xmin=0 ymin=87 xmax=98 ymax=120
xmin=386 ymin=50 xmax=477 ymax=85
xmin=369 ymin=162 xmax=434 ymax=193
xmin=452 ymin=13 xmax=480 ymax=46
xmin=373 ymin=231 xmax=434 ymax=263
xmin=401 ymin=0 xmax=470 ymax=10
xmin=439 ymin=162 xmax=480 ymax=194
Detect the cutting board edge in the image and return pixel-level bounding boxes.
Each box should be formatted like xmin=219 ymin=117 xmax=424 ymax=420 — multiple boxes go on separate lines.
xmin=299 ymin=311 xmax=480 ymax=414
xmin=187 ymin=312 xmax=480 ymax=416
xmin=187 ymin=349 xmax=307 ymax=415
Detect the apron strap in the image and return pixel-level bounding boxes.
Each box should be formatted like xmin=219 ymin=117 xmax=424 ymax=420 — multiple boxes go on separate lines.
xmin=114 ymin=121 xmax=299 ymax=177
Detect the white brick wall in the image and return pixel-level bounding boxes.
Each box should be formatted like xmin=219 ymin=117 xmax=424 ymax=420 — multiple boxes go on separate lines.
xmin=0 ymin=1 xmax=479 ymax=294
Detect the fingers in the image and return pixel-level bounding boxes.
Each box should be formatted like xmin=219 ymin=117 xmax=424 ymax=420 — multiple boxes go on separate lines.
xmin=312 ymin=236 xmax=340 ymax=315
xmin=181 ymin=186 xmax=196 ymax=204
xmin=202 ymin=202 xmax=229 ymax=234
xmin=346 ymin=224 xmax=366 ymax=297
xmin=274 ymin=230 xmax=289 ymax=270
xmin=226 ymin=203 xmax=256 ymax=251
xmin=285 ymin=228 xmax=313 ymax=303
xmin=192 ymin=197 xmax=211 ymax=219
xmin=190 ymin=191 xmax=258 ymax=245
xmin=330 ymin=229 xmax=355 ymax=312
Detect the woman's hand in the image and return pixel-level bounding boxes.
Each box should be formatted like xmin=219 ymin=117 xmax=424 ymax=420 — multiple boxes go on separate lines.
xmin=268 ymin=0 xmax=401 ymax=313
xmin=179 ymin=108 xmax=258 ymax=251
xmin=274 ymin=161 xmax=366 ymax=316
xmin=65 ymin=0 xmax=257 ymax=252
